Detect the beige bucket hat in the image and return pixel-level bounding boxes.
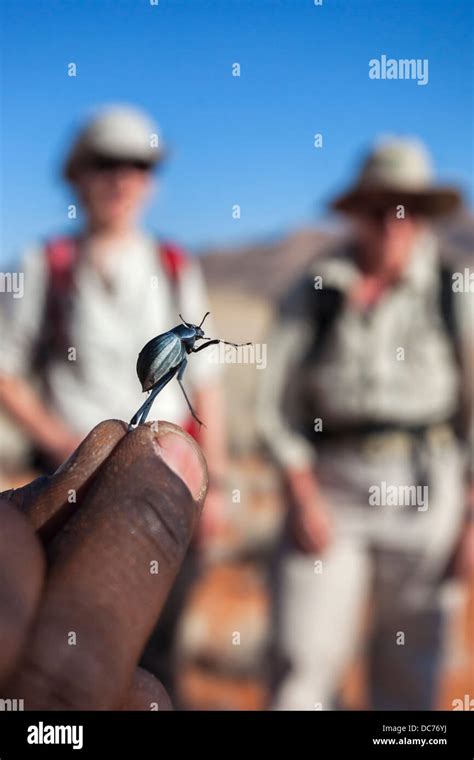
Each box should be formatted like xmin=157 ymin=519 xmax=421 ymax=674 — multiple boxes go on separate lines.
xmin=64 ymin=105 xmax=166 ymax=182
xmin=330 ymin=138 xmax=462 ymax=216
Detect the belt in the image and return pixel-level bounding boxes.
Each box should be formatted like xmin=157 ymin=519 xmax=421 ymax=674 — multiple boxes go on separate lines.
xmin=302 ymin=420 xmax=456 ymax=454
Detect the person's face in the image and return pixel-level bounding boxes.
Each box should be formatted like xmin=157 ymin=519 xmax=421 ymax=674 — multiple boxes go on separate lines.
xmin=353 ymin=208 xmax=425 ymax=279
xmin=74 ymin=157 xmax=154 ymax=229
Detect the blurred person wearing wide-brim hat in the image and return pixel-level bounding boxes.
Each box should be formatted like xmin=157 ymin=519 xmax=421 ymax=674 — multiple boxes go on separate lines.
xmin=258 ymin=137 xmax=473 ymax=710
xmin=331 ymin=137 xmax=462 ymax=217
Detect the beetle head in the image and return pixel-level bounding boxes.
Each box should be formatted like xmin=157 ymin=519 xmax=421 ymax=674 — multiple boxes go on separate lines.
xmin=179 ymin=311 xmax=210 ymax=339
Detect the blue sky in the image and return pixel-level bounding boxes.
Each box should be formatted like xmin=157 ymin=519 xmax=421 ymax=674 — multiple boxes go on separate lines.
xmin=0 ymin=0 xmax=472 ymax=265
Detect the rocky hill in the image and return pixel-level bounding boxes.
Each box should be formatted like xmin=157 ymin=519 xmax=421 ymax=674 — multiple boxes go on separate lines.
xmin=201 ymin=213 xmax=474 ymax=303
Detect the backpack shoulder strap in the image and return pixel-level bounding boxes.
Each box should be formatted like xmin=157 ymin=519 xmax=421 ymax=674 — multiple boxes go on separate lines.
xmin=279 ymin=270 xmax=345 ymax=365
xmin=303 ymin=282 xmax=345 ymax=365
xmin=45 ymin=236 xmax=78 ymax=287
xmin=313 ymin=285 xmax=345 ymax=354
xmin=438 ymin=262 xmax=462 ymax=367
xmin=33 ymin=237 xmax=78 ymax=372
xmin=157 ymin=240 xmax=189 ymax=310
xmin=158 ymin=240 xmax=189 ymax=284
xmin=438 ymin=261 xmax=466 ymax=439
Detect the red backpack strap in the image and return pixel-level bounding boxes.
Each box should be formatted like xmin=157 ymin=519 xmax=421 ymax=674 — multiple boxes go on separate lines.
xmin=33 ymin=237 xmax=78 ymax=372
xmin=45 ymin=236 xmax=78 ymax=291
xmin=158 ymin=240 xmax=189 ymax=288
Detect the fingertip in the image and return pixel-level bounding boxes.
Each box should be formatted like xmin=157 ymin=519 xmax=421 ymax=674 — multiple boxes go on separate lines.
xmin=129 ymin=422 xmax=208 ymax=505
xmin=19 ymin=419 xmax=129 ymax=537
xmin=53 ymin=419 xmax=128 ymax=476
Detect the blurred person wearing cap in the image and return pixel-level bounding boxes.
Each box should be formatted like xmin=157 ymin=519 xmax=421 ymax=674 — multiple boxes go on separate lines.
xmin=0 ymin=105 xmax=229 ymax=699
xmin=258 ymin=138 xmax=473 ymax=710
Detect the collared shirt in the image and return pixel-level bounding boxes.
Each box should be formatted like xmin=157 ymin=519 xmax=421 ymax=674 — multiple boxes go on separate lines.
xmin=257 ymin=232 xmax=473 ymax=475
xmin=0 ymin=232 xmax=220 ymax=434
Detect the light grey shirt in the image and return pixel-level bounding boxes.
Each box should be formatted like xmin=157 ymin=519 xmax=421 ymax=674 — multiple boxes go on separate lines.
xmin=257 ymin=232 xmax=473 ymax=475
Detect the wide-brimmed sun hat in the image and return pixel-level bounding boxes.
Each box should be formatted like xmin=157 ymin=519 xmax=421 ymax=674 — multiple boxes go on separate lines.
xmin=64 ymin=105 xmax=166 ymax=182
xmin=330 ymin=138 xmax=462 ymax=216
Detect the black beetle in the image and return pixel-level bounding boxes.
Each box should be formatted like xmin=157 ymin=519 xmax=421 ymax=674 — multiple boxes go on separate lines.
xmin=129 ymin=312 xmax=251 ymax=428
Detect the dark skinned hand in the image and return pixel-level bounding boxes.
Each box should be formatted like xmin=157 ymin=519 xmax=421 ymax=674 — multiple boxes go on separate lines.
xmin=0 ymin=420 xmax=208 ymax=711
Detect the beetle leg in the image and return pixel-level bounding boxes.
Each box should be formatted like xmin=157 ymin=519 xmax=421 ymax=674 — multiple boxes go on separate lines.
xmin=129 ymin=391 xmax=156 ymax=429
xmin=137 ymin=393 xmax=157 ymax=425
xmin=129 ymin=368 xmax=177 ymax=429
xmin=191 ymin=339 xmax=220 ymax=353
xmin=176 ymin=359 xmax=205 ymax=428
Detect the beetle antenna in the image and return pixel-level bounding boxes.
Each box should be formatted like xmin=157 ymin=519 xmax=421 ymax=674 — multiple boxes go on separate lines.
xmin=199 ymin=311 xmax=210 ymax=328
xmin=179 ymin=313 xmax=192 ymax=327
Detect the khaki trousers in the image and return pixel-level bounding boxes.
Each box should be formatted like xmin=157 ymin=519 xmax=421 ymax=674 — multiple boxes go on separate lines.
xmin=272 ymin=433 xmax=466 ymax=710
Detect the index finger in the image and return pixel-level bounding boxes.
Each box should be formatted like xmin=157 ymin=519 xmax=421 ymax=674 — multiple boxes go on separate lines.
xmin=5 ymin=422 xmax=208 ymax=710
xmin=2 ymin=420 xmax=128 ymax=542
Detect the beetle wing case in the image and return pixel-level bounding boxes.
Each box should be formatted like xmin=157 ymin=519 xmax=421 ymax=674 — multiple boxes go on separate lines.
xmin=136 ymin=332 xmax=184 ymax=391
